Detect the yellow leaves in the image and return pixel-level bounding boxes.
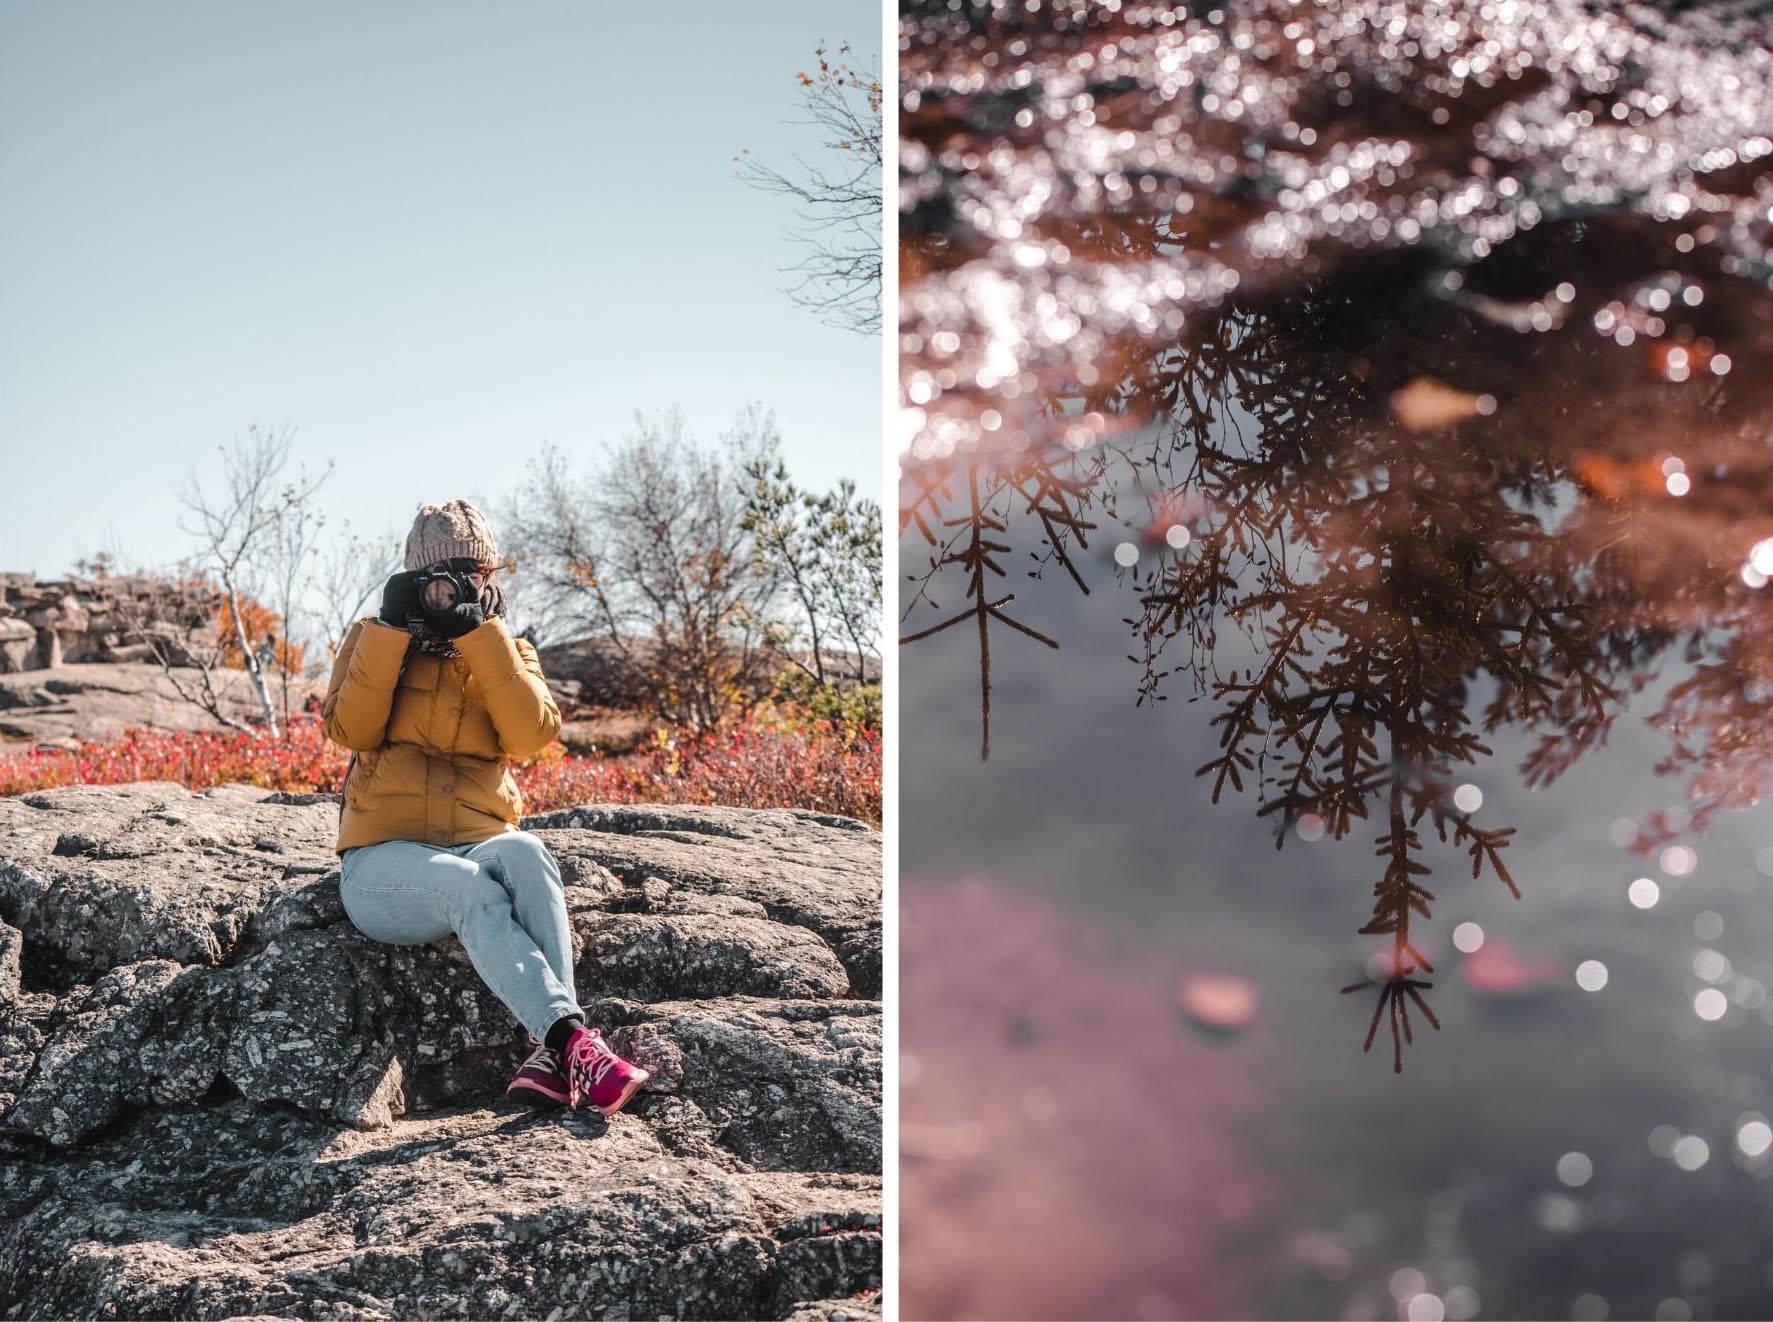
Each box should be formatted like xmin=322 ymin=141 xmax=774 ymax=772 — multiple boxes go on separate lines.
xmin=648 ymin=725 xmax=682 ymax=777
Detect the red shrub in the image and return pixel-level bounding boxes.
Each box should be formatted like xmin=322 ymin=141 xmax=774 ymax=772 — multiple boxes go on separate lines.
xmin=0 ymin=717 xmax=881 ymax=825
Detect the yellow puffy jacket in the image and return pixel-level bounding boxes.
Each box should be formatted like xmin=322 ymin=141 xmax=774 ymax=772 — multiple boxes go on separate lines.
xmin=322 ymin=616 xmax=562 ymax=853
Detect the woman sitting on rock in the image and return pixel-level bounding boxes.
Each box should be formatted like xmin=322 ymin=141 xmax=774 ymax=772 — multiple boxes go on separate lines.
xmin=322 ymin=499 xmax=648 ymax=1116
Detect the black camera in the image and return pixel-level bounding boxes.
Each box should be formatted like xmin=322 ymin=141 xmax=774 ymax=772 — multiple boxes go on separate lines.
xmin=404 ymin=560 xmax=481 ymax=627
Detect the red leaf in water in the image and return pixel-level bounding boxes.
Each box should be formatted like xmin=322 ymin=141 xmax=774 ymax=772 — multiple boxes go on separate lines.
xmin=1178 ymin=972 xmax=1261 ymax=1034
xmin=1460 ymin=937 xmax=1564 ymax=996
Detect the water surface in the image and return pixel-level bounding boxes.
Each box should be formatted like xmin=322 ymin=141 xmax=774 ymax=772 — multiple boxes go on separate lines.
xmin=900 ymin=2 xmax=1773 ymax=1317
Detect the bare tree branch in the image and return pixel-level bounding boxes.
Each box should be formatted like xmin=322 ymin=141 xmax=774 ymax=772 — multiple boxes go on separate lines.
xmin=178 ymin=422 xmax=331 ymax=737
xmin=502 ymin=411 xmax=781 ymax=733
xmin=311 ymin=523 xmax=404 ymax=660
xmin=736 ymin=42 xmax=883 ymax=335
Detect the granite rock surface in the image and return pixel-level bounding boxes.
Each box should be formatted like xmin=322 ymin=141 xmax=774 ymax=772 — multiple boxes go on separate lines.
xmin=0 ymin=783 xmax=881 ymax=1320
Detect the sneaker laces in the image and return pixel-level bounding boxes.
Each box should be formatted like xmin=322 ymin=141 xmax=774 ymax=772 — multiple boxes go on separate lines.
xmin=567 ymin=1032 xmax=620 ymax=1088
xmin=520 ymin=1042 xmax=560 ymax=1074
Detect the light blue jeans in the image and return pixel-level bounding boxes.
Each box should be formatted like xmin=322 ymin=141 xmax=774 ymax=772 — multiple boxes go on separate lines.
xmin=338 ymin=830 xmax=581 ymax=1042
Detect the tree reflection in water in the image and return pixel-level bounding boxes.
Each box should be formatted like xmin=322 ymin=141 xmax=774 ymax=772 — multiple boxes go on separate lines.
xmin=901 ymin=229 xmax=1773 ymax=1067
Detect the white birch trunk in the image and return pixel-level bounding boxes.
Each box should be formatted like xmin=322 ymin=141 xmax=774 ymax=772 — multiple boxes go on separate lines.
xmin=223 ymin=581 xmax=279 ymax=738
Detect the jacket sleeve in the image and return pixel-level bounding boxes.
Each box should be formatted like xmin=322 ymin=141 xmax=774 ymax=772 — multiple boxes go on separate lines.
xmin=455 ymin=617 xmax=563 ymax=759
xmin=322 ymin=618 xmax=411 ymax=751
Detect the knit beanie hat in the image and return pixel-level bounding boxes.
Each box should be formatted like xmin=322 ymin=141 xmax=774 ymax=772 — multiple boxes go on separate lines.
xmin=404 ymin=500 xmax=501 ymax=571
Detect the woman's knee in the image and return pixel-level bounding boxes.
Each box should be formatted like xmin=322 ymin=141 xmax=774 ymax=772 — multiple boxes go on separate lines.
xmin=499 ymin=829 xmax=556 ymax=864
xmin=480 ymin=831 xmax=563 ymax=891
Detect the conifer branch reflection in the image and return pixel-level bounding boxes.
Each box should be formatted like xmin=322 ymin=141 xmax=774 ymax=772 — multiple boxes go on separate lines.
xmin=900 ymin=461 xmax=1066 ymax=758
xmin=901 ymin=281 xmax=1773 ymax=1066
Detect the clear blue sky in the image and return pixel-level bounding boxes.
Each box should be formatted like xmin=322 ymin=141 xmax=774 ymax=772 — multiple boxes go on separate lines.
xmin=0 ymin=2 xmax=881 ymax=578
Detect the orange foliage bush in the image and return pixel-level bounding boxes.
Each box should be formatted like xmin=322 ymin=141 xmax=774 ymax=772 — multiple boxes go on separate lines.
xmin=216 ymin=594 xmax=306 ymax=674
xmin=0 ymin=716 xmax=881 ymax=825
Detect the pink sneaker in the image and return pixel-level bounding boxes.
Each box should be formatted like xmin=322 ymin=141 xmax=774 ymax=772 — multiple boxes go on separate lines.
xmin=505 ymin=1039 xmax=570 ymax=1107
xmin=563 ymin=1026 xmax=650 ymax=1115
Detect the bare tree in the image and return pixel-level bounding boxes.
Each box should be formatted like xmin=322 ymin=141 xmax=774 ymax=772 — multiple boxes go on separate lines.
xmin=736 ymin=42 xmax=883 ymax=335
xmin=311 ymin=523 xmax=403 ymax=661
xmin=104 ymin=569 xmax=257 ymax=733
xmin=179 ymin=423 xmax=331 ymax=737
xmin=503 ymin=410 xmax=778 ymax=733
xmin=262 ymin=479 xmax=329 ymax=725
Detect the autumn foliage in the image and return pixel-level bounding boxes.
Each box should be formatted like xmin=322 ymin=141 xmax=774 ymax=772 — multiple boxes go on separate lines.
xmin=216 ymin=593 xmax=306 ymax=674
xmin=0 ymin=717 xmax=880 ymax=825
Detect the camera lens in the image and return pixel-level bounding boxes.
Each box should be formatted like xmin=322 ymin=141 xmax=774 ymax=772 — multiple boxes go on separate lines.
xmin=421 ymin=577 xmax=460 ymax=611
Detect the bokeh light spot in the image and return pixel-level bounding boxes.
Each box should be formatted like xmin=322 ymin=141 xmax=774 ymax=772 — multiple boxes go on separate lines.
xmin=1556 ymin=1151 xmax=1594 ymax=1187
xmin=1672 ymin=1135 xmax=1710 ymax=1170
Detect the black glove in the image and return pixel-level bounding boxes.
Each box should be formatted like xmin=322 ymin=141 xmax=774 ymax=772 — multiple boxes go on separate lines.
xmin=378 ymin=571 xmax=423 ymax=628
xmin=422 ymin=598 xmax=486 ymax=638
xmin=479 ymin=582 xmax=506 ymax=618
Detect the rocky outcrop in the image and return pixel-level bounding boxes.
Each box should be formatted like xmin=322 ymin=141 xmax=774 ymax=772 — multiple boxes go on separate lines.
xmin=0 ymin=663 xmax=306 ymax=746
xmin=0 ymin=573 xmax=221 ymax=675
xmin=538 ymin=640 xmax=881 ymax=727
xmin=0 ymin=783 xmax=882 ymax=1319
xmin=0 ymin=574 xmax=311 ymax=747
